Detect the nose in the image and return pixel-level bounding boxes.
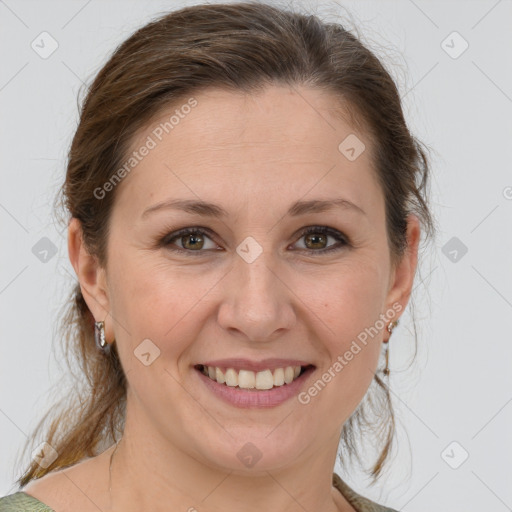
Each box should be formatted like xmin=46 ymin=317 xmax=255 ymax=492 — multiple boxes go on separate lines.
xmin=217 ymin=248 xmax=296 ymax=343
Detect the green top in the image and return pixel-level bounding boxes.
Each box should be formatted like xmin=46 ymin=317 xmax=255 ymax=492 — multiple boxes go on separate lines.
xmin=0 ymin=473 xmax=399 ymax=511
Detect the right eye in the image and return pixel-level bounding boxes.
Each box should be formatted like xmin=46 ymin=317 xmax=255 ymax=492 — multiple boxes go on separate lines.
xmin=161 ymin=227 xmax=220 ymax=253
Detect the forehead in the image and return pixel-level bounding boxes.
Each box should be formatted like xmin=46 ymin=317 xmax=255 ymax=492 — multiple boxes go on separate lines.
xmin=113 ymin=85 xmax=381 ymax=220
xmin=144 ymin=85 xmax=370 ymax=158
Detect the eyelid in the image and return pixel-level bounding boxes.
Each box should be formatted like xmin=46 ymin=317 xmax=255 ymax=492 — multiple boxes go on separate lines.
xmin=291 ymin=226 xmax=349 ymax=254
xmin=160 ymin=225 xmax=349 ymax=254
xmin=160 ymin=226 xmax=221 ymax=252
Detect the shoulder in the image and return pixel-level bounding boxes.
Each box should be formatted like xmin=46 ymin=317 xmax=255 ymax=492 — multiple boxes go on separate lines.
xmin=0 ymin=470 xmax=67 ymax=512
xmin=333 ymin=473 xmax=400 ymax=512
xmin=0 ymin=491 xmax=54 ymax=511
xmin=3 ymin=455 xmax=107 ymax=512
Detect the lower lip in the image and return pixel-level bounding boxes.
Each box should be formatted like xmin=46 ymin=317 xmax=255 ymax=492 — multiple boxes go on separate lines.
xmin=195 ymin=367 xmax=315 ymax=408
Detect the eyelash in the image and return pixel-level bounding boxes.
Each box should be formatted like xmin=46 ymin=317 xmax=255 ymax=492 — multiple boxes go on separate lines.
xmin=159 ymin=226 xmax=350 ymax=255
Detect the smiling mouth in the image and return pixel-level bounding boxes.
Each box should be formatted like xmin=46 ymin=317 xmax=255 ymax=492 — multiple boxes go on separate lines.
xmin=194 ymin=364 xmax=315 ymax=390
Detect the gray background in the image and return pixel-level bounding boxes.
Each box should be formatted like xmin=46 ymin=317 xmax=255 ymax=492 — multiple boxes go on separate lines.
xmin=1 ymin=1 xmax=511 ymax=510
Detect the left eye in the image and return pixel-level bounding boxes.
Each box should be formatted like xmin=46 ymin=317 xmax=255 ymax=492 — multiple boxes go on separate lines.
xmin=294 ymin=227 xmax=347 ymax=252
xmin=162 ymin=226 xmax=349 ymax=254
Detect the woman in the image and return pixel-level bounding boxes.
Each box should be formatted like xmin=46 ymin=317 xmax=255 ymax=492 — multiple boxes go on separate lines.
xmin=1 ymin=2 xmax=435 ymax=511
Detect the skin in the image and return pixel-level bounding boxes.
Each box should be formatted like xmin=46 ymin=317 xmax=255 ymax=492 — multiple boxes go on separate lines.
xmin=27 ymin=85 xmax=420 ymax=512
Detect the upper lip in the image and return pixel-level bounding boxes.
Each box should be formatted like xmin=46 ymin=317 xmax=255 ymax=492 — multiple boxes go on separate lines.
xmin=197 ymin=358 xmax=315 ymax=372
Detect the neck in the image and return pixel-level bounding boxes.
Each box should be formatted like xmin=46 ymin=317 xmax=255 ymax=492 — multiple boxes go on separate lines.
xmin=106 ymin=408 xmax=352 ymax=512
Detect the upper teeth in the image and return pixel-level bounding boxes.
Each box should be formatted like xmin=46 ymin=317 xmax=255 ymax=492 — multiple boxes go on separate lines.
xmin=201 ymin=365 xmax=302 ymax=390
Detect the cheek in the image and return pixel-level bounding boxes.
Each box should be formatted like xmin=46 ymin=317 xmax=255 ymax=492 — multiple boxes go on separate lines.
xmin=301 ymin=283 xmax=383 ymax=424
xmin=108 ymin=256 xmax=217 ymax=361
xmin=110 ymin=242 xmax=387 ymax=377
xmin=300 ymin=260 xmax=385 ymax=390
xmin=308 ymin=259 xmax=387 ymax=340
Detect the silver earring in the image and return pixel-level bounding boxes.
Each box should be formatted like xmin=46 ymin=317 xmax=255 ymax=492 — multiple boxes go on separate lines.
xmin=387 ymin=320 xmax=399 ymax=336
xmin=383 ymin=320 xmax=399 ymax=376
xmin=94 ymin=321 xmax=110 ymax=354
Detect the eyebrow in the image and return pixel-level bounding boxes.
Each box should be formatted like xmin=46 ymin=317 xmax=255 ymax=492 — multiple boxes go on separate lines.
xmin=141 ymin=198 xmax=366 ymax=219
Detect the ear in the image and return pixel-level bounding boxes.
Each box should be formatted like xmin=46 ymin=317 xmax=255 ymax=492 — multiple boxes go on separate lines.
xmin=384 ymin=214 xmax=421 ymax=325
xmin=67 ymin=217 xmax=114 ymax=342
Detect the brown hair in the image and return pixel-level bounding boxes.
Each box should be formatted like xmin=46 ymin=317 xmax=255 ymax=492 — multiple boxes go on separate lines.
xmin=16 ymin=1 xmax=436 ymax=489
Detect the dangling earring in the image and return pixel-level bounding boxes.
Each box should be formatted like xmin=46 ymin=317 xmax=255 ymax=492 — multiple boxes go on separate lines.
xmin=94 ymin=318 xmax=112 ymax=355
xmin=383 ymin=320 xmax=399 ymax=376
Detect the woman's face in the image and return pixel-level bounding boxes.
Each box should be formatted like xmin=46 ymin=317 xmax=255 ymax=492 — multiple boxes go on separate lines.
xmin=74 ymin=85 xmax=419 ymax=473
